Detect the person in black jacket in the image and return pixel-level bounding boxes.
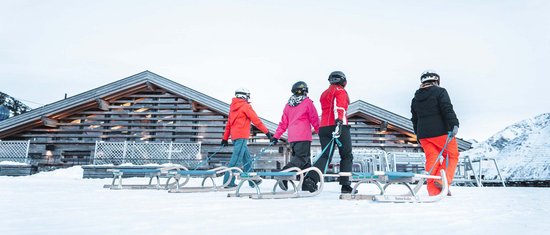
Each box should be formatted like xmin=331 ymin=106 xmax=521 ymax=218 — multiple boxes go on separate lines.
xmin=411 ymin=70 xmax=460 ymax=196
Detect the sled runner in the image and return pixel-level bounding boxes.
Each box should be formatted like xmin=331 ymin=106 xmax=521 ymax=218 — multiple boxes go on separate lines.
xmin=227 ymin=166 xmax=325 ymax=199
xmin=339 ymin=169 xmax=448 ymax=203
xmin=104 ymin=166 xmax=185 ymax=190
xmin=167 ymin=166 xmax=244 ymax=193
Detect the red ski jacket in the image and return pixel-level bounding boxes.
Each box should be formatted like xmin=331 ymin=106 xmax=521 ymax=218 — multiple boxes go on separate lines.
xmin=223 ymin=98 xmax=269 ymax=140
xmin=320 ymin=84 xmax=350 ymax=127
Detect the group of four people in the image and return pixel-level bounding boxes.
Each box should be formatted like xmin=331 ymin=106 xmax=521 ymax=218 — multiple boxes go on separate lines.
xmin=221 ymin=70 xmax=460 ymax=196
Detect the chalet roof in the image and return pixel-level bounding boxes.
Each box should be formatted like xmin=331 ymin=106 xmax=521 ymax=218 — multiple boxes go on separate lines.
xmin=0 ymin=71 xmax=279 ymax=136
xmin=348 ymin=100 xmax=472 ymax=151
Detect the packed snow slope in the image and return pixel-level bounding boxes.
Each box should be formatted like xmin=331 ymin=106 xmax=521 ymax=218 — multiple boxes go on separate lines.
xmin=462 ymin=113 xmax=550 ymax=180
xmin=1 ymin=167 xmax=549 ymax=235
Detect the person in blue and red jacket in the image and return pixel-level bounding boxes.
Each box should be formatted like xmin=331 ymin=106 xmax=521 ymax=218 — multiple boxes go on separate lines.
xmin=411 ymin=70 xmax=460 ymax=196
xmin=303 ymin=71 xmax=355 ymax=194
xmin=221 ymin=87 xmax=273 ymax=187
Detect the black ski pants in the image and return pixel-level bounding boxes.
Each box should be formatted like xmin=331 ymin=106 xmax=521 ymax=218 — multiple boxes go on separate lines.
xmin=282 ymin=141 xmax=312 ymax=170
xmin=310 ymin=125 xmax=353 ymax=185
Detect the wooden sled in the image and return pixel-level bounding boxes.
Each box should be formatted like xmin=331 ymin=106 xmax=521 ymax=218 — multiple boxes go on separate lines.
xmin=227 ymin=167 xmax=324 ymax=199
xmin=339 ymin=170 xmax=449 ymax=203
xmin=167 ymin=166 xmax=243 ymax=193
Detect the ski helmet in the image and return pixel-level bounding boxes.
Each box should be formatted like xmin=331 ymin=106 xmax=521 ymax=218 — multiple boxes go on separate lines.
xmin=328 ymin=71 xmax=347 ymax=86
xmin=235 ymin=87 xmax=250 ymax=100
xmin=291 ymin=81 xmax=308 ymax=95
xmin=420 ymin=70 xmax=440 ymax=84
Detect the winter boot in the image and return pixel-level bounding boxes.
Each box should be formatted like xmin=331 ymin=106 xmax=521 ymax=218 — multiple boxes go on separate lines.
xmin=301 ymin=177 xmax=317 ymax=193
xmin=434 ymin=181 xmax=452 ymax=196
xmin=278 ymin=180 xmax=288 ymax=191
xmin=341 ymin=185 xmax=356 ymax=194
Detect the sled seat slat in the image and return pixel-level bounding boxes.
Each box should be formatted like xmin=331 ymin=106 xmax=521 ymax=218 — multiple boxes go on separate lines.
xmin=176 ymin=170 xmax=217 ymax=176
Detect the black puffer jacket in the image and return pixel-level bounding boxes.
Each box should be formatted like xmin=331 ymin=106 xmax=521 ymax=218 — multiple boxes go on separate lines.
xmin=411 ymin=85 xmax=459 ymax=139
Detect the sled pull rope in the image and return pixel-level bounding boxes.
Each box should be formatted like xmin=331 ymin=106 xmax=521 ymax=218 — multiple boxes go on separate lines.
xmin=322 ymin=130 xmax=343 ymax=174
xmin=193 ymin=146 xmax=224 ymax=170
xmin=322 ymin=138 xmax=337 ymax=174
xmin=242 ymin=142 xmax=275 ymax=173
xmin=426 ymin=132 xmax=453 ymax=175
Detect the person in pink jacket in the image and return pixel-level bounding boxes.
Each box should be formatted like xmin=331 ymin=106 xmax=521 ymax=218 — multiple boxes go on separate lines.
xmin=270 ymin=81 xmax=320 ymax=190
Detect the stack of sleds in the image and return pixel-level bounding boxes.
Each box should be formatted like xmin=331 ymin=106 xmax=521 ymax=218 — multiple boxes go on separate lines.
xmin=103 ymin=165 xmax=243 ymax=192
xmin=103 ymin=147 xmax=245 ymax=193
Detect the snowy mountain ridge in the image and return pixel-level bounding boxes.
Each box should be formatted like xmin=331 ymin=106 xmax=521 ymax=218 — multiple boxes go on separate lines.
xmin=462 ymin=113 xmax=550 ymax=180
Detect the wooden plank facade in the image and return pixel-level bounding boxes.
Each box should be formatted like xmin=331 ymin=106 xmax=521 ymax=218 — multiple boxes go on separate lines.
xmin=0 ymin=71 xmax=285 ymax=171
xmin=0 ymin=71 xmax=470 ymax=175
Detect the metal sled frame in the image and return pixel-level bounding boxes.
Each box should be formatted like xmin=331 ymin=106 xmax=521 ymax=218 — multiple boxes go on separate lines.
xmin=104 ymin=166 xmax=185 ymax=190
xmin=227 ymin=167 xmax=325 ymax=199
xmin=339 ymin=169 xmax=449 ymax=203
xmin=167 ymin=166 xmax=244 ymax=193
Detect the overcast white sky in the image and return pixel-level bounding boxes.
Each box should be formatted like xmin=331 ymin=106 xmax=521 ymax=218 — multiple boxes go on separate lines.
xmin=1 ymin=0 xmax=549 ymax=141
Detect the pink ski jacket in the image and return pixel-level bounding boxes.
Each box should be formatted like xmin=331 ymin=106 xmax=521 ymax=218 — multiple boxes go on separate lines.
xmin=273 ymin=97 xmax=320 ymax=142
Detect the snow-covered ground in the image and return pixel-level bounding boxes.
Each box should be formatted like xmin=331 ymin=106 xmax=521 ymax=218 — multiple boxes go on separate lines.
xmin=1 ymin=167 xmax=549 ymax=235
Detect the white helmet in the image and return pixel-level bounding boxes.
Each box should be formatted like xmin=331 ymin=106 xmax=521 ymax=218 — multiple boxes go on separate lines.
xmin=235 ymin=87 xmax=250 ymax=100
xmin=420 ymin=70 xmax=440 ymax=83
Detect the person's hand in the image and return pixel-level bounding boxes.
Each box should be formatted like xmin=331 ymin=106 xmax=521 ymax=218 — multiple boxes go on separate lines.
xmin=266 ymin=132 xmax=274 ymax=140
xmin=335 ymin=119 xmax=344 ymax=127
xmin=333 ymin=119 xmax=343 ymax=137
xmin=221 ymin=139 xmax=229 ymax=147
xmin=450 ymin=125 xmax=459 ymax=138
xmin=270 ymin=138 xmax=279 ymax=145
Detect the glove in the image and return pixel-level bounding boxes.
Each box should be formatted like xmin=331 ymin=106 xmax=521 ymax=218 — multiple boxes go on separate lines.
xmin=333 ymin=119 xmax=343 ymax=137
xmin=335 ymin=119 xmax=344 ymax=127
xmin=266 ymin=132 xmax=274 ymax=140
xmin=221 ymin=139 xmax=229 ymax=147
xmin=270 ymin=138 xmax=279 ymax=145
xmin=450 ymin=125 xmax=459 ymax=138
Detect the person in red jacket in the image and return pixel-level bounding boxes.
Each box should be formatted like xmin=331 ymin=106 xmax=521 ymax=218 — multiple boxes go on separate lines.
xmin=411 ymin=70 xmax=460 ymax=196
xmin=303 ymin=71 xmax=355 ymax=194
xmin=270 ymin=81 xmax=320 ymax=191
xmin=221 ymin=88 xmax=273 ymax=187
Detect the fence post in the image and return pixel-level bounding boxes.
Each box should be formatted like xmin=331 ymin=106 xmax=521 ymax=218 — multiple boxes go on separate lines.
xmin=122 ymin=141 xmax=128 ymax=164
xmin=93 ymin=141 xmax=98 ymax=165
xmin=25 ymin=140 xmax=30 ymax=164
xmin=168 ymin=142 xmax=173 ymax=164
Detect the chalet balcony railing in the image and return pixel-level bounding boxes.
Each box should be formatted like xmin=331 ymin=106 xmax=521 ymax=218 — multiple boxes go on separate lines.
xmin=93 ymin=141 xmax=201 ymax=167
xmin=0 ymin=140 xmax=30 ymax=164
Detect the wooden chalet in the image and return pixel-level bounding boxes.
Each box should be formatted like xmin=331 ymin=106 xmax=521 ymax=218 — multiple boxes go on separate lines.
xmin=0 ymin=71 xmax=284 ymax=172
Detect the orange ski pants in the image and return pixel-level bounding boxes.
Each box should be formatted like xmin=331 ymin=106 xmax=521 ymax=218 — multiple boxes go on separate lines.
xmin=419 ymin=135 xmax=459 ymax=196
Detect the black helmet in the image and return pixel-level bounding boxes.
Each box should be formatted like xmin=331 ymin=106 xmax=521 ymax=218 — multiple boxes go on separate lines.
xmin=291 ymin=81 xmax=308 ymax=95
xmin=328 ymin=71 xmax=346 ymax=86
xmin=420 ymin=70 xmax=440 ymax=83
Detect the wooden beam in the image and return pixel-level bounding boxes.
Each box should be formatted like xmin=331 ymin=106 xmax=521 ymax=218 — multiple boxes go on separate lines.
xmin=191 ymin=101 xmax=207 ymax=112
xmin=41 ymin=116 xmax=59 ymax=128
xmin=96 ymin=98 xmax=110 ymax=111
xmin=145 ymin=81 xmax=156 ymax=91
xmin=380 ymin=121 xmax=388 ymax=132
